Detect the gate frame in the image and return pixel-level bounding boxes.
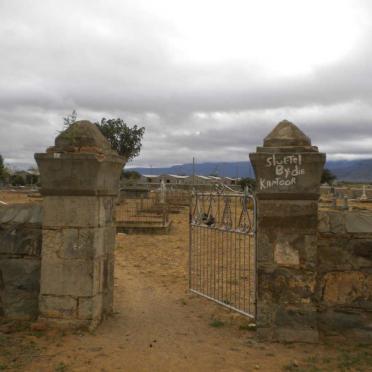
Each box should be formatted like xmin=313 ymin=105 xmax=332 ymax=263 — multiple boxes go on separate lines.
xmin=188 ymin=185 xmax=257 ymax=318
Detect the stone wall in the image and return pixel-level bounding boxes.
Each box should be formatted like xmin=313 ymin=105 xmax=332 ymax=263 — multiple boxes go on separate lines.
xmin=0 ymin=204 xmax=42 ymax=319
xmin=317 ymin=210 xmax=372 ymax=342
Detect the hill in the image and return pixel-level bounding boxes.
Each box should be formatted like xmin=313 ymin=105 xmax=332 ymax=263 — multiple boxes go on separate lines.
xmin=130 ymin=159 xmax=372 ymax=182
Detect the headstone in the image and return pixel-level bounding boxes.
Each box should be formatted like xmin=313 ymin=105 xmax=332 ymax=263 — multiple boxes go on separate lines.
xmin=360 ymin=185 xmax=368 ymax=201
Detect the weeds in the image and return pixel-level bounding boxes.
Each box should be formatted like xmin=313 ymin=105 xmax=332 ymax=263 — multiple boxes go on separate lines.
xmin=209 ymin=319 xmax=224 ymax=328
xmin=55 ymin=362 xmax=68 ymax=372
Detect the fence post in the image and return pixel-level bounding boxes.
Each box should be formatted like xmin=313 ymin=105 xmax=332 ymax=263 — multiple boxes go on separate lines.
xmin=249 ymin=120 xmax=325 ymax=342
xmin=35 ymin=121 xmax=125 ymax=329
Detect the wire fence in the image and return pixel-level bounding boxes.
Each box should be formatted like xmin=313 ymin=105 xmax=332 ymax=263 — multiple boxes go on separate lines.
xmin=116 ymin=195 xmax=169 ymax=227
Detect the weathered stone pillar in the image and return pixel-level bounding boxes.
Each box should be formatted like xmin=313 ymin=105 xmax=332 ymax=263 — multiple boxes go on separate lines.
xmin=35 ymin=121 xmax=125 ymax=328
xmin=249 ymin=120 xmax=325 ymax=342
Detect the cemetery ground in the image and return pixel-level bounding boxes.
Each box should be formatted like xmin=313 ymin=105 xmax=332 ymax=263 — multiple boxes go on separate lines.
xmin=0 ymin=191 xmax=372 ymax=371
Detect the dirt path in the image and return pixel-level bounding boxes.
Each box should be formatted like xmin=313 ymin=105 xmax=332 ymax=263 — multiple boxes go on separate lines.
xmin=1 ymin=209 xmax=371 ymax=371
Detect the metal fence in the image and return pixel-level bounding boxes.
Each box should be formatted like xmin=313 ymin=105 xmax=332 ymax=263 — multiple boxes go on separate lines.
xmin=155 ymin=188 xmax=191 ymax=207
xmin=189 ymin=189 xmax=256 ymax=318
xmin=116 ymin=195 xmax=169 ymax=227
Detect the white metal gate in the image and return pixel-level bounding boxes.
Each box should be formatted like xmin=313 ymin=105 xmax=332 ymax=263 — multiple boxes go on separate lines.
xmin=189 ymin=188 xmax=256 ymax=318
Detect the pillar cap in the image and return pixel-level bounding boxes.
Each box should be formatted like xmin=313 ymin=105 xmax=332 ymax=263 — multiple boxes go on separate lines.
xmin=47 ymin=120 xmax=117 ymax=156
xmin=263 ymin=120 xmax=311 ymax=148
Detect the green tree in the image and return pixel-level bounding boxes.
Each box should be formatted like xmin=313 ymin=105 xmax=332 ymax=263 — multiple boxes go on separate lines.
xmin=11 ymin=175 xmax=25 ymax=186
xmin=238 ymin=177 xmax=256 ymax=191
xmin=0 ymin=154 xmax=4 ymax=179
xmin=63 ymin=113 xmax=145 ymax=162
xmin=0 ymin=154 xmax=10 ymax=184
xmin=95 ymin=118 xmax=145 ymax=161
xmin=121 ymin=170 xmax=141 ymax=180
xmin=321 ymin=168 xmax=336 ymax=185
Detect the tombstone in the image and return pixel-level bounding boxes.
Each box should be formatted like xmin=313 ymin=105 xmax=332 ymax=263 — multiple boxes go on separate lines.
xmin=342 ymin=195 xmax=349 ymax=210
xmin=35 ymin=121 xmax=125 ymax=328
xmin=360 ymin=185 xmax=368 ymax=201
xmin=250 ymin=120 xmax=325 ymax=342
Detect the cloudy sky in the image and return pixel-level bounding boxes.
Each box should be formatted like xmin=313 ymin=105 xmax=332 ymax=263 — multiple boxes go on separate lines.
xmin=1 ymin=0 xmax=372 ymax=168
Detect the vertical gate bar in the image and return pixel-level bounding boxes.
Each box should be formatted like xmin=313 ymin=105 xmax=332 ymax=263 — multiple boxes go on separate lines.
xmin=255 ymin=197 xmax=258 ymax=317
xmin=206 ymin=224 xmax=209 ymax=296
xmin=221 ymin=227 xmax=224 ymax=303
xmin=214 ymin=224 xmax=217 ymax=299
xmin=234 ymin=196 xmax=237 ymax=308
xmin=234 ymin=195 xmax=237 ymax=307
xmin=208 ymin=225 xmax=211 ymax=297
xmin=239 ymin=233 xmax=242 ymax=311
xmin=189 ymin=195 xmax=192 ymax=289
xmin=203 ymin=195 xmax=206 ymax=293
xmin=224 ymin=229 xmax=227 ymax=305
xmin=203 ymin=214 xmax=206 ymax=295
xmin=217 ymin=227 xmax=220 ymax=302
xmin=229 ymin=230 xmax=233 ymax=305
xmin=243 ymin=229 xmax=247 ymax=313
xmin=198 ymin=196 xmax=203 ymax=290
xmin=199 ymin=224 xmax=202 ymax=292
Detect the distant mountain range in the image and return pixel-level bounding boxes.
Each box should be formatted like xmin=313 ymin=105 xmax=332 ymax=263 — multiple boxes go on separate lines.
xmin=130 ymin=159 xmax=372 ymax=182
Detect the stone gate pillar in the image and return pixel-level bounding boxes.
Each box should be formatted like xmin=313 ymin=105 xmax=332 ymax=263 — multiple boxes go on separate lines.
xmin=35 ymin=121 xmax=125 ymax=328
xmin=249 ymin=120 xmax=325 ymax=342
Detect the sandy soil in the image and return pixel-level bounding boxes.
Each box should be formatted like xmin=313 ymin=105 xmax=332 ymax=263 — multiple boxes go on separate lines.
xmin=0 ymin=189 xmax=39 ymax=204
xmin=1 ymin=202 xmax=371 ymax=371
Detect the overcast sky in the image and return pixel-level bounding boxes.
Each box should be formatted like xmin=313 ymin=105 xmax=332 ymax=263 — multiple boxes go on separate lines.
xmin=1 ymin=0 xmax=372 ymax=168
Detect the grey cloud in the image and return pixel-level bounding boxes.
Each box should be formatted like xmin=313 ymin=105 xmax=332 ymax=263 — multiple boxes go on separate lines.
xmin=1 ymin=0 xmax=372 ymax=167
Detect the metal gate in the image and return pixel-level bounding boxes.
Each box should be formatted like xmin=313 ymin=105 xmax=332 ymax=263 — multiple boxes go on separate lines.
xmin=189 ymin=188 xmax=256 ymax=318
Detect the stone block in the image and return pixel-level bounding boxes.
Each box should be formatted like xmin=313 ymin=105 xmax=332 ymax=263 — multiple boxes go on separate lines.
xmin=42 ymin=227 xmax=113 ymax=260
xmin=318 ymin=237 xmax=372 ymax=271
xmin=345 ymin=212 xmax=372 ymax=233
xmin=250 ymin=151 xmax=325 ymax=196
xmin=300 ymin=235 xmax=317 ymax=268
xmin=352 ymin=239 xmax=372 ymax=261
xmin=259 ymin=213 xmax=318 ymax=232
xmin=61 ymin=228 xmax=94 ymax=259
xmin=327 ymin=211 xmax=346 ymax=234
xmin=42 ymin=196 xmax=101 ymax=228
xmin=275 ymin=305 xmax=317 ymax=328
xmin=0 ymin=258 xmax=40 ymax=319
xmin=92 ymin=293 xmax=104 ymax=322
xmin=78 ymin=297 xmax=93 ymax=320
xmin=0 ymin=203 xmax=42 ymax=225
xmin=274 ymin=327 xmax=319 ymax=343
xmin=318 ymin=211 xmax=330 ymax=233
xmin=321 ymin=271 xmax=372 ymax=306
xmin=40 ymin=256 xmax=94 ymax=297
xmin=35 ymin=152 xmax=124 ymax=196
xmin=258 ymin=200 xmax=318 ymax=218
xmin=39 ymin=294 xmax=77 ymax=319
xmin=0 ymin=226 xmax=41 ymax=257
xmin=256 ymin=232 xmax=274 ymax=263
xmin=274 ymin=240 xmax=300 ymax=268
xmin=318 ymin=309 xmax=372 ymax=342
xmin=262 ymin=268 xmax=316 ymax=304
